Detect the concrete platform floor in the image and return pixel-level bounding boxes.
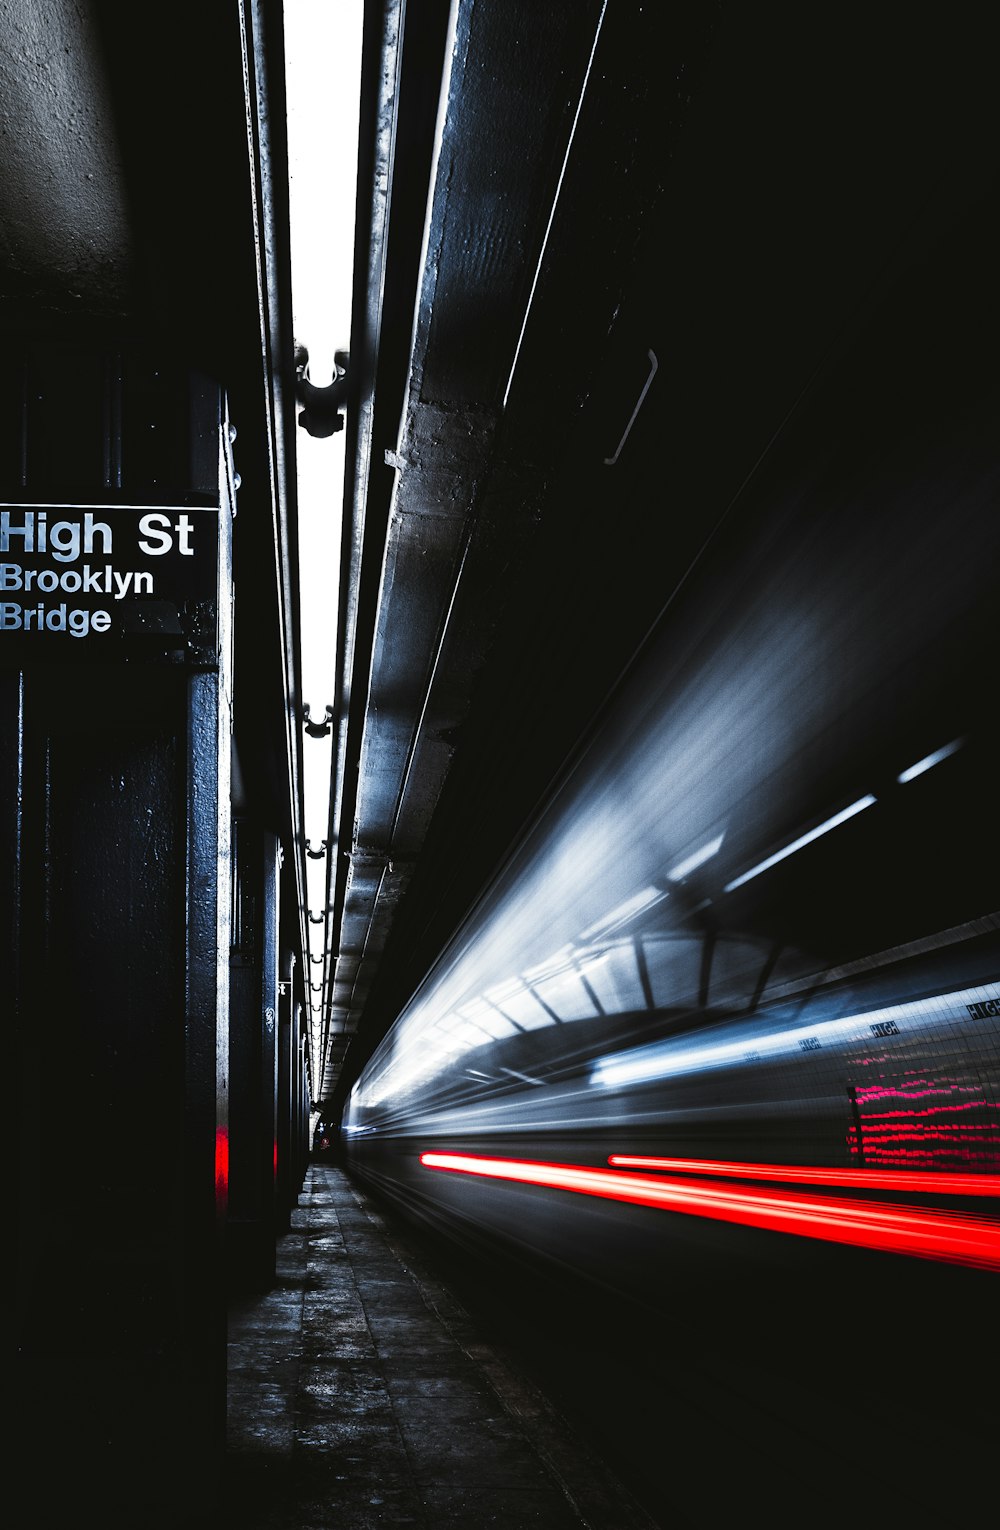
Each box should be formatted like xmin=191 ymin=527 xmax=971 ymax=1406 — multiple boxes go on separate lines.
xmin=225 ymin=1163 xmax=659 ymax=1529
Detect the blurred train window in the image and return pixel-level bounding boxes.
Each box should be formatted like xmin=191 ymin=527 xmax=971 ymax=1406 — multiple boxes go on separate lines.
xmin=757 ymin=944 xmax=830 ymax=1005
xmin=455 ymin=998 xmax=517 ymax=1041
xmin=709 ymin=935 xmax=780 ymax=1009
xmin=434 ymin=1015 xmax=488 ymax=1051
xmin=531 ymin=966 xmax=602 ymax=1023
xmin=579 ymin=941 xmax=648 ymax=1016
xmin=642 ymin=935 xmax=703 ymax=1011
xmin=485 ymin=988 xmax=552 ymax=1031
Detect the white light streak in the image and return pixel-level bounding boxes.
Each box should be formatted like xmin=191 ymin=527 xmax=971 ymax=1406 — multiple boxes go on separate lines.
xmin=897 ymin=737 xmax=964 ymax=784
xmin=723 ymin=795 xmax=877 ymax=894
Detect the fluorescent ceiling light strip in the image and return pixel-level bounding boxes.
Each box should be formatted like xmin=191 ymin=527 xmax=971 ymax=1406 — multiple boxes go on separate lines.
xmin=607 ymin=1155 xmax=1000 ymax=1198
xmin=897 ymin=737 xmax=964 ymax=784
xmin=723 ymin=795 xmax=877 ymax=893
xmin=420 ymin=1153 xmax=1000 ymax=1270
xmin=667 ymin=833 xmax=725 ymax=883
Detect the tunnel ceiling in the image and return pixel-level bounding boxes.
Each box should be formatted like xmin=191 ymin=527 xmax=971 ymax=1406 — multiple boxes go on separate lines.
xmin=318 ymin=0 xmax=999 ymax=1116
xmin=321 ymin=0 xmax=713 ymax=1112
xmin=5 ymin=3 xmax=996 ymax=1121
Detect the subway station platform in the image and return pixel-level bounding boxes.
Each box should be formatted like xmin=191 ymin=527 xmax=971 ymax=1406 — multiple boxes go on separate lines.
xmin=226 ymin=1163 xmax=659 ymax=1530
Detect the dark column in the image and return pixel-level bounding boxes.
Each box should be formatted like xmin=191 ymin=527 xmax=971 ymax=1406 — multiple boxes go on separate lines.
xmin=8 ymin=346 xmax=233 ymax=1528
xmin=227 ymin=822 xmax=281 ymax=1289
xmin=295 ymin=1001 xmax=312 ymax=1185
xmin=276 ymin=944 xmax=298 ymax=1230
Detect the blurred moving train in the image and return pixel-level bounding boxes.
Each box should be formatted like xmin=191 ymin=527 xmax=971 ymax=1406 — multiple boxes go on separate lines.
xmin=341 ymin=417 xmax=999 ymax=1278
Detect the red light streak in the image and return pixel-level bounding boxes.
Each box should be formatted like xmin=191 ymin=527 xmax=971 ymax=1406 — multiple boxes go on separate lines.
xmin=419 ymin=1152 xmax=1000 ymax=1270
xmin=607 ymin=1155 xmax=1000 ymax=1197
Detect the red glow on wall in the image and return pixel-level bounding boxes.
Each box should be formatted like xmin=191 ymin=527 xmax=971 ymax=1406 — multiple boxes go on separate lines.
xmin=846 ymin=1075 xmax=999 ymax=1170
xmin=215 ymin=1125 xmax=229 ymax=1205
xmin=419 ymin=1152 xmax=1000 ymax=1270
xmin=607 ymin=1155 xmax=1000 ymax=1197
